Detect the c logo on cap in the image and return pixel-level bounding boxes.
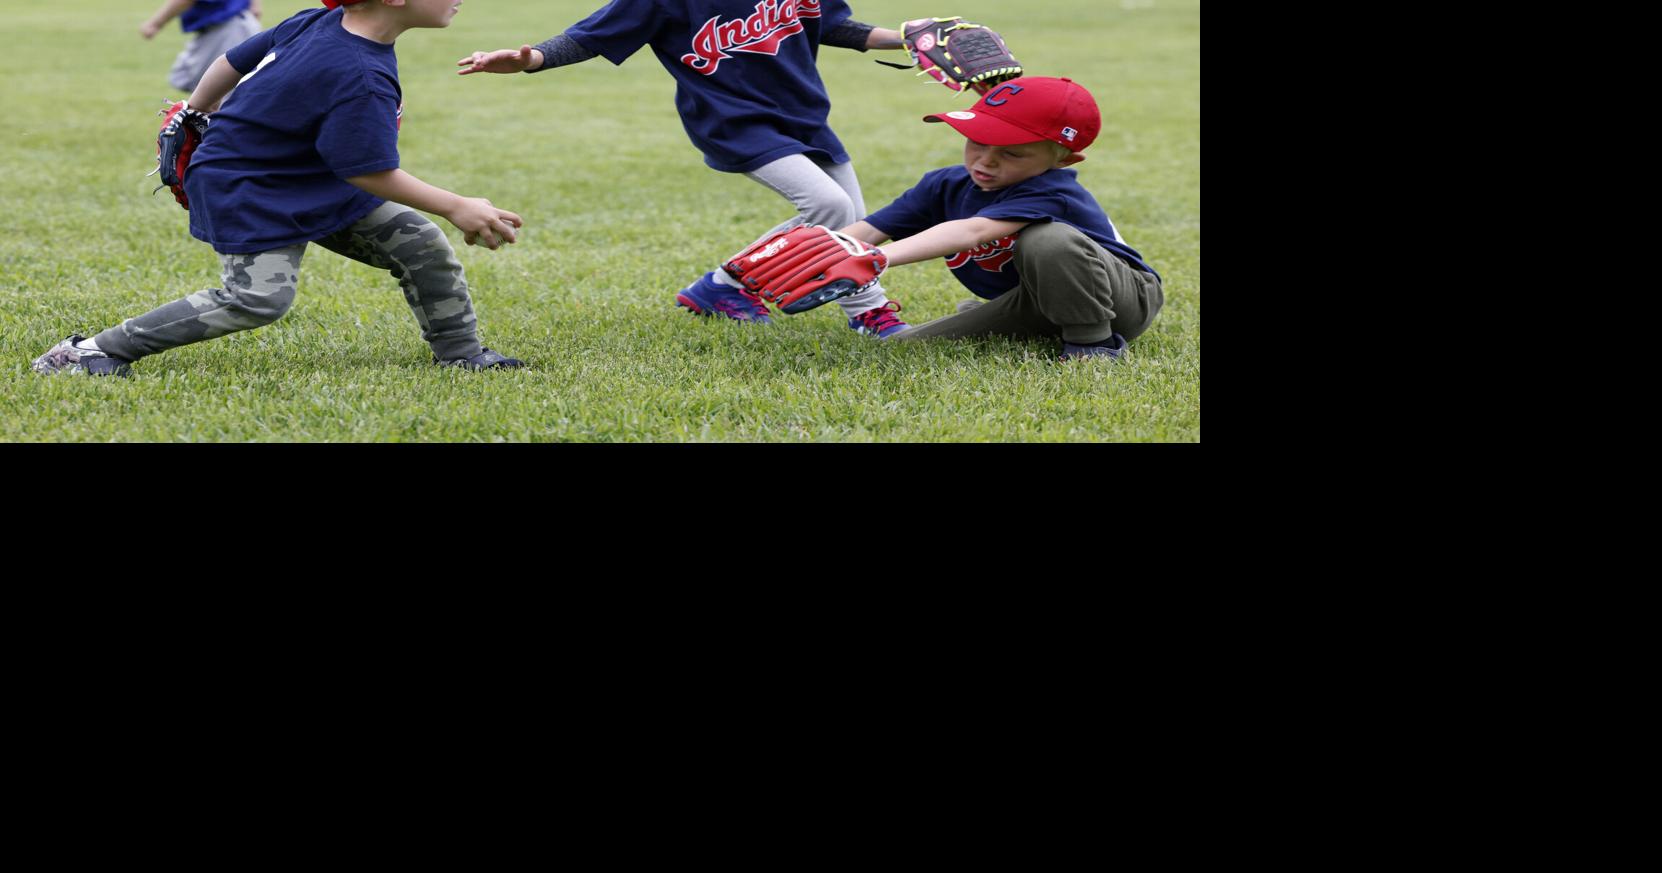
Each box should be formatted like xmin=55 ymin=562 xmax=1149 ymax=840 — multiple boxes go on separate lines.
xmin=984 ymin=83 xmax=1024 ymax=106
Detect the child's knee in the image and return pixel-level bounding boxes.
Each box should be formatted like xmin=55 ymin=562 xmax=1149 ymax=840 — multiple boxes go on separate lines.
xmin=227 ymin=284 xmax=296 ymax=324
xmin=1017 ymin=222 xmax=1095 ymax=261
xmin=409 ymin=217 xmax=454 ymax=251
xmin=386 ymin=215 xmax=463 ymax=275
xmin=1014 ymin=225 xmax=1115 ymax=320
xmin=219 ymin=253 xmax=299 ymax=324
xmin=803 ymin=188 xmax=858 ymax=228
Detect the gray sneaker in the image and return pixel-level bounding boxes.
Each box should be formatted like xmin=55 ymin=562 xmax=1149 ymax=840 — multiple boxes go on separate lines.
xmin=32 ymin=335 xmax=131 ymax=377
xmin=1059 ymin=333 xmax=1127 ymax=361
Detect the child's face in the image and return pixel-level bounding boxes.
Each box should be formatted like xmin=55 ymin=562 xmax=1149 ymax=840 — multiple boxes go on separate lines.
xmin=398 ymin=0 xmax=463 ymax=27
xmin=962 ymin=139 xmax=1069 ymax=191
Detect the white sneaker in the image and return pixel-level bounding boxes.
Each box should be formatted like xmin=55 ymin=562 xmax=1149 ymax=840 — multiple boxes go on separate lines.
xmin=32 ymin=335 xmax=131 ymax=377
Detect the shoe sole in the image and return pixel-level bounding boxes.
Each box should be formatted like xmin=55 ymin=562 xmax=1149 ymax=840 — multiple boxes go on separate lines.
xmin=31 ymin=359 xmax=131 ymax=377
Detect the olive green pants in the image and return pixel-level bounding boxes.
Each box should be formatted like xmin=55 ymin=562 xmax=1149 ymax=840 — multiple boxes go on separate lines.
xmin=899 ymin=222 xmax=1163 ymax=345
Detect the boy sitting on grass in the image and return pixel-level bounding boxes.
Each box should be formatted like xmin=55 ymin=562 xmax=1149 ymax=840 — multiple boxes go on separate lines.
xmin=841 ymin=76 xmax=1163 ymax=359
xmin=37 ymin=0 xmax=524 ymax=378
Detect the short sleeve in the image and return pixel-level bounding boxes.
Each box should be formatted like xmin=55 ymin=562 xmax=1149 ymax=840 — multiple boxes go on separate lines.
xmin=564 ymin=0 xmax=670 ymax=65
xmin=817 ymin=0 xmax=853 ymax=34
xmin=976 ymin=190 xmax=1066 ymax=225
xmin=318 ymin=91 xmax=401 ymax=179
xmin=224 ymin=26 xmax=277 ymax=73
xmin=866 ymin=174 xmax=943 ymax=239
xmin=225 ymin=8 xmax=324 ymax=73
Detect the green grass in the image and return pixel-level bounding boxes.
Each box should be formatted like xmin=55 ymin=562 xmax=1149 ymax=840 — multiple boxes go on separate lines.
xmin=0 ymin=0 xmax=1199 ymax=442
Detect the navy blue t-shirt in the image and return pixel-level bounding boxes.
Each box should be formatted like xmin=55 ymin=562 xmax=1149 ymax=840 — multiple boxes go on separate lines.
xmin=186 ymin=8 xmax=400 ymax=254
xmin=181 ymin=0 xmax=251 ymax=33
xmin=866 ymin=166 xmax=1158 ymax=299
xmin=565 ymin=0 xmax=853 ymax=173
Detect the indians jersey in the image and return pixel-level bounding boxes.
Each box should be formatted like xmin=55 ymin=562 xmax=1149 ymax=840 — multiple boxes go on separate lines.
xmin=565 ymin=0 xmax=853 ymax=172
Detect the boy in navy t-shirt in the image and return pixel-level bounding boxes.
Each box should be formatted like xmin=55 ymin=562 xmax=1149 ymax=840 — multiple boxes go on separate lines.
xmin=141 ymin=0 xmax=264 ymax=93
xmin=456 ymin=1 xmax=917 ymax=338
xmin=37 ymin=0 xmax=526 ymax=377
xmin=844 ymin=77 xmax=1164 ymax=359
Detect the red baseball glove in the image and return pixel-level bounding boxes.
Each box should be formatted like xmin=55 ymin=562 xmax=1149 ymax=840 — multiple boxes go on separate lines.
xmin=722 ymin=225 xmax=889 ymax=314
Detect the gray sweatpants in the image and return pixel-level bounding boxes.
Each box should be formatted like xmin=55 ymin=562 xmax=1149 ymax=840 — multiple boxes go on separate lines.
xmin=715 ymin=152 xmax=890 ymax=317
xmin=898 ymin=222 xmax=1164 ymax=346
xmin=169 ymin=11 xmax=262 ymax=93
xmin=94 ymin=202 xmax=485 ymax=364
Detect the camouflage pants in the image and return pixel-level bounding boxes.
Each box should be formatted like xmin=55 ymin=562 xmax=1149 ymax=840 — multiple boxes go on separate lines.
xmin=94 ymin=202 xmax=484 ymax=363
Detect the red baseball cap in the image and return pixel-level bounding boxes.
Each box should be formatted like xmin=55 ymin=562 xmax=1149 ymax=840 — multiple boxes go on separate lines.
xmin=924 ymin=77 xmax=1102 ymax=153
xmin=321 ymin=1 xmax=368 ymax=8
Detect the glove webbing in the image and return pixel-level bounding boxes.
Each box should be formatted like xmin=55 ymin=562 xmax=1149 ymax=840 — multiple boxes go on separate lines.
xmin=761 ymin=247 xmax=871 ymax=301
xmin=941 ymin=27 xmax=1021 ymax=90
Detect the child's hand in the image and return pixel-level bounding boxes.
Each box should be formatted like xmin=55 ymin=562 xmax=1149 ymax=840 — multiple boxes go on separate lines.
xmin=446 ymin=198 xmax=523 ymax=250
xmin=140 ymin=20 xmax=162 ymax=40
xmin=456 ymin=45 xmax=543 ymax=75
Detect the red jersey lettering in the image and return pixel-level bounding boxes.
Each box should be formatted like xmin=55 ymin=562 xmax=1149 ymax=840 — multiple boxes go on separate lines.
xmin=945 ymin=234 xmax=1019 ymax=272
xmin=681 ymin=0 xmax=823 ymax=75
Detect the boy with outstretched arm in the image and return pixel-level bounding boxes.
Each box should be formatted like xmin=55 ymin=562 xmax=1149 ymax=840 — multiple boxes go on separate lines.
xmin=37 ymin=0 xmax=524 ymax=377
xmin=846 ymin=77 xmax=1163 ymax=359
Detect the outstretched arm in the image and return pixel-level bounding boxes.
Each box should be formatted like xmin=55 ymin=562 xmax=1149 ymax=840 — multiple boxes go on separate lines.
xmin=840 ymin=221 xmax=890 ymax=246
xmin=865 ymin=26 xmax=904 ymax=50
xmin=457 ymin=34 xmax=597 ymax=74
xmin=845 ymin=217 xmax=1029 ymax=267
xmin=821 ymin=20 xmax=905 ymax=52
xmin=344 ymin=169 xmax=524 ymax=250
xmin=141 ymin=0 xmax=194 ymax=40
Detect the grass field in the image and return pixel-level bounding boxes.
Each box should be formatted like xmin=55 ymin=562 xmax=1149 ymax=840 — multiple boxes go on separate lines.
xmin=0 ymin=0 xmax=1199 ymax=442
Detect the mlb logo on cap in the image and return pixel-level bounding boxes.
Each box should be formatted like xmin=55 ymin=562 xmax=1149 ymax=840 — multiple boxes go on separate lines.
xmin=1062 ymin=127 xmax=1078 ymax=142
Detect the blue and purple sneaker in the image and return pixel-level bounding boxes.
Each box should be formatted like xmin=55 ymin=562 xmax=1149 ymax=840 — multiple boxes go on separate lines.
xmin=847 ymin=301 xmax=910 ymax=339
xmin=675 ymin=272 xmax=772 ymax=323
